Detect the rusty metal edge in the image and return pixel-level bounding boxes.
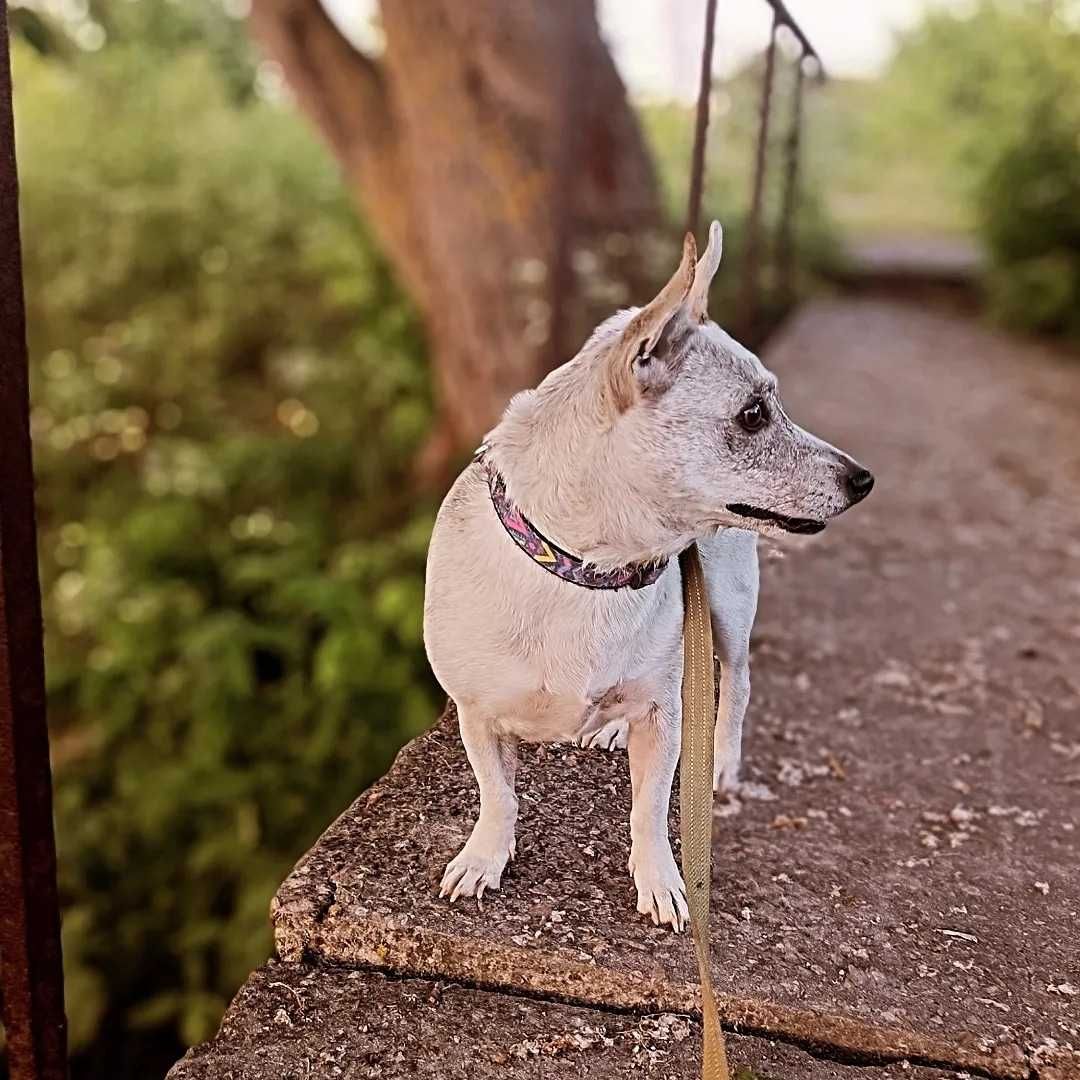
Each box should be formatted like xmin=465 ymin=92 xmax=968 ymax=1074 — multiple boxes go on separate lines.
xmin=737 ymin=11 xmax=779 ymax=338
xmin=0 ymin=5 xmax=69 ymax=1078
xmin=685 ymin=0 xmax=718 ymax=240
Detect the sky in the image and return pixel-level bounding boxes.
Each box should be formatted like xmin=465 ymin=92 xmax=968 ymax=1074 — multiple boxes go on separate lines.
xmin=323 ymin=0 xmax=965 ymax=99
xmin=599 ymin=0 xmax=967 ymax=98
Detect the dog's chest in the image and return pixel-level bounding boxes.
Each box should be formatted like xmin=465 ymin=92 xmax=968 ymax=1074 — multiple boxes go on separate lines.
xmin=492 ymin=571 xmax=683 ymax=742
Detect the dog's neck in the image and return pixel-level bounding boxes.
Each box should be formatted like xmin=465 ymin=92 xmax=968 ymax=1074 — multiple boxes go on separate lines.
xmin=486 ymin=353 xmax=698 ymax=570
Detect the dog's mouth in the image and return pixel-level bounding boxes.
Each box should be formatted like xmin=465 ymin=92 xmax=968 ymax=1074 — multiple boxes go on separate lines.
xmin=726 ymin=503 xmax=826 ymax=535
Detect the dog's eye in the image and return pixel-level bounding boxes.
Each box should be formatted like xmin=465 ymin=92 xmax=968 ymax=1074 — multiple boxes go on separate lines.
xmin=737 ymin=399 xmax=768 ymax=432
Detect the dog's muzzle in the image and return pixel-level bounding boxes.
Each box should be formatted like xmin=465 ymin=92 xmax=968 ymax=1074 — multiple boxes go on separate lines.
xmin=727 ymin=465 xmax=874 ymax=534
xmin=725 ymin=504 xmax=826 ymax=535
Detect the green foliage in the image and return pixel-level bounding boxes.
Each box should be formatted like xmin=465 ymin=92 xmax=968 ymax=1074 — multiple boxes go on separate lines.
xmin=13 ymin=0 xmax=257 ymax=96
xmin=805 ymin=75 xmax=975 ymax=238
xmin=865 ymin=0 xmax=1080 ymax=335
xmin=979 ymin=70 xmax=1080 ymax=335
xmin=15 ymin=33 xmax=437 ymax=1075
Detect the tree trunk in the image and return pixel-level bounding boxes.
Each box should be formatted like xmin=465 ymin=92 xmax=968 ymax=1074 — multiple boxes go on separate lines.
xmin=247 ymin=0 xmax=660 ymax=466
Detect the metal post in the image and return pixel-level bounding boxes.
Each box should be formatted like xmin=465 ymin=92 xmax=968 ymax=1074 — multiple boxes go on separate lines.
xmin=685 ymin=0 xmax=719 ymax=239
xmin=544 ymin=2 xmax=590 ymax=375
xmin=0 ymin=4 xmax=69 ymax=1079
xmin=739 ymin=11 xmax=779 ymax=336
xmin=776 ymin=53 xmax=805 ymax=307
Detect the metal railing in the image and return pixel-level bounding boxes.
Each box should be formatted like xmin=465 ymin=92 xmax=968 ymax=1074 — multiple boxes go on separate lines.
xmin=744 ymin=1 xmax=824 ymax=330
xmin=688 ymin=0 xmax=825 ymax=338
xmin=0 ymin=4 xmax=69 ymax=1080
xmin=546 ymin=1 xmax=823 ymax=372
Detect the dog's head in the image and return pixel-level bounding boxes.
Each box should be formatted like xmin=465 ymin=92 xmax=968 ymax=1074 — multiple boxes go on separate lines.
xmin=599 ymin=222 xmax=873 ymax=539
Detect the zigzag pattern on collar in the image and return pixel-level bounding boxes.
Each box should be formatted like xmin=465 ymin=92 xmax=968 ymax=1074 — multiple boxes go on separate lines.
xmin=477 ymin=453 xmax=668 ymax=591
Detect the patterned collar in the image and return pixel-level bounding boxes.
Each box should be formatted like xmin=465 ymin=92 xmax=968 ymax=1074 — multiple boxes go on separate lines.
xmin=477 ymin=450 xmax=668 ymax=591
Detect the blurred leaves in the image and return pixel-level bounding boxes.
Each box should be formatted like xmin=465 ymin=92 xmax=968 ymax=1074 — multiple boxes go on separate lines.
xmin=866 ymin=0 xmax=1080 ymax=336
xmin=15 ymin=25 xmax=438 ymax=1077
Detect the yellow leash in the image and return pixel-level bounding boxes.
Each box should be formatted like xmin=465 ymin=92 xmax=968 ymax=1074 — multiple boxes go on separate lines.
xmin=679 ymin=544 xmax=730 ymax=1080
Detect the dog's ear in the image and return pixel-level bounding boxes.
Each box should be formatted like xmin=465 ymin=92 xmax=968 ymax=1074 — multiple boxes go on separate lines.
xmin=687 ymin=220 xmax=723 ymax=324
xmin=608 ymin=233 xmax=697 ymax=411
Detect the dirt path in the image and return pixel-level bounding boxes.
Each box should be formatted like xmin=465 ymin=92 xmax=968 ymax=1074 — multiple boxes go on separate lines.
xmin=842 ymin=235 xmax=984 ymax=283
xmin=735 ymin=296 xmax=1080 ymax=1072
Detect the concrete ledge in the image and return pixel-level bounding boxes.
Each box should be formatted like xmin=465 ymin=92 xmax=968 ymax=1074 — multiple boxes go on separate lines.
xmin=167 ymin=961 xmax=974 ymax=1080
xmin=272 ymin=710 xmax=1078 ymax=1080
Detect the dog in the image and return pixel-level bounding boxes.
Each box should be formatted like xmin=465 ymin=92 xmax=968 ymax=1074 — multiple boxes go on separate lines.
xmin=423 ymin=222 xmax=873 ymax=931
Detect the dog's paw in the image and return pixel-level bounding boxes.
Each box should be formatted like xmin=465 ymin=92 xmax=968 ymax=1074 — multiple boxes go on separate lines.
xmin=713 ymin=760 xmax=740 ymax=795
xmin=627 ymin=845 xmax=688 ymax=932
xmin=439 ymin=838 xmax=515 ymax=904
xmin=714 ymin=742 xmax=742 ymax=794
xmin=576 ymin=717 xmax=628 ymax=752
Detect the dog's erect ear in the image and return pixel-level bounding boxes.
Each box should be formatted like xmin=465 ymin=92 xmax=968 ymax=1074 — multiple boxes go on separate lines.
xmin=687 ymin=220 xmax=723 ymax=323
xmin=608 ymin=232 xmax=697 ymax=411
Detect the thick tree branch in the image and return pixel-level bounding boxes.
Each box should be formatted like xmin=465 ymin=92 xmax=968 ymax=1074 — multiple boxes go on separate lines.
xmin=246 ymin=0 xmax=661 ymax=470
xmin=248 ymin=0 xmax=386 ymax=163
xmin=248 ymin=0 xmax=433 ymax=303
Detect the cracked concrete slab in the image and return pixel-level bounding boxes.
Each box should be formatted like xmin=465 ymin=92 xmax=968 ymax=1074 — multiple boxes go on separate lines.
xmin=168 ymin=962 xmax=970 ymax=1080
xmin=272 ymin=301 xmax=1080 ymax=1080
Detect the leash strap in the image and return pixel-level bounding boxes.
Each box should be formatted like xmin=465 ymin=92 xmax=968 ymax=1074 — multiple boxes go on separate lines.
xmin=679 ymin=544 xmax=730 ymax=1080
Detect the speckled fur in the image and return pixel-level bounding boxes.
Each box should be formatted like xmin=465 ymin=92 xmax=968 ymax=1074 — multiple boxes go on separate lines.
xmin=424 ymin=223 xmax=871 ymax=931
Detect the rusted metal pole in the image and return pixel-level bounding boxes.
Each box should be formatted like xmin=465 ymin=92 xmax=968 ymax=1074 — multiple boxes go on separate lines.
xmin=685 ymin=0 xmax=719 ymax=239
xmin=0 ymin=5 xmax=69 ymax=1079
xmin=739 ymin=10 xmax=779 ymax=335
xmin=544 ymin=2 xmax=590 ymax=374
xmin=776 ymin=53 xmax=806 ymax=307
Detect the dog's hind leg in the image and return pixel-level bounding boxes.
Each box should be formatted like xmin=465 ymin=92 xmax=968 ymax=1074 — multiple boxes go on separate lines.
xmin=440 ymin=707 xmax=518 ymax=903
xmin=575 ymin=686 xmax=639 ymax=751
xmin=698 ymin=530 xmax=759 ymax=793
xmin=574 ymin=704 xmax=630 ymax=747
xmin=713 ymin=653 xmax=750 ymax=793
xmin=626 ymin=703 xmax=688 ymax=932
xmin=576 ymin=717 xmax=628 ymax=751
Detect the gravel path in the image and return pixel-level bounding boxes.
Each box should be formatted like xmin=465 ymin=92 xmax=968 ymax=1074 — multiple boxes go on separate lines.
xmin=739 ymin=296 xmax=1080 ymax=1073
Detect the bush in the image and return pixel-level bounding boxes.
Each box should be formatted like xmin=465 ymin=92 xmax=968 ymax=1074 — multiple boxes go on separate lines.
xmin=878 ymin=1 xmax=1080 ymax=337
xmin=980 ymin=98 xmax=1080 ymax=335
xmin=16 ymin=38 xmax=439 ymax=1076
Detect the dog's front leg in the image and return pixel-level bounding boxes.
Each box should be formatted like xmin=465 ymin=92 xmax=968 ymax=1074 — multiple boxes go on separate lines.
xmin=440 ymin=708 xmax=518 ymax=903
xmin=627 ymin=705 xmax=688 ymax=932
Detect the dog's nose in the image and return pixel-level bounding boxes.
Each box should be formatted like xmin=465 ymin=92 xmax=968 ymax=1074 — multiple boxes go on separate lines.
xmin=846 ymin=466 xmax=875 ymax=502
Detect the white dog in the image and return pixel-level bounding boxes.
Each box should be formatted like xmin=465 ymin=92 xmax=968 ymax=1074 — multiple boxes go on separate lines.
xmin=424 ymin=223 xmax=873 ymax=931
